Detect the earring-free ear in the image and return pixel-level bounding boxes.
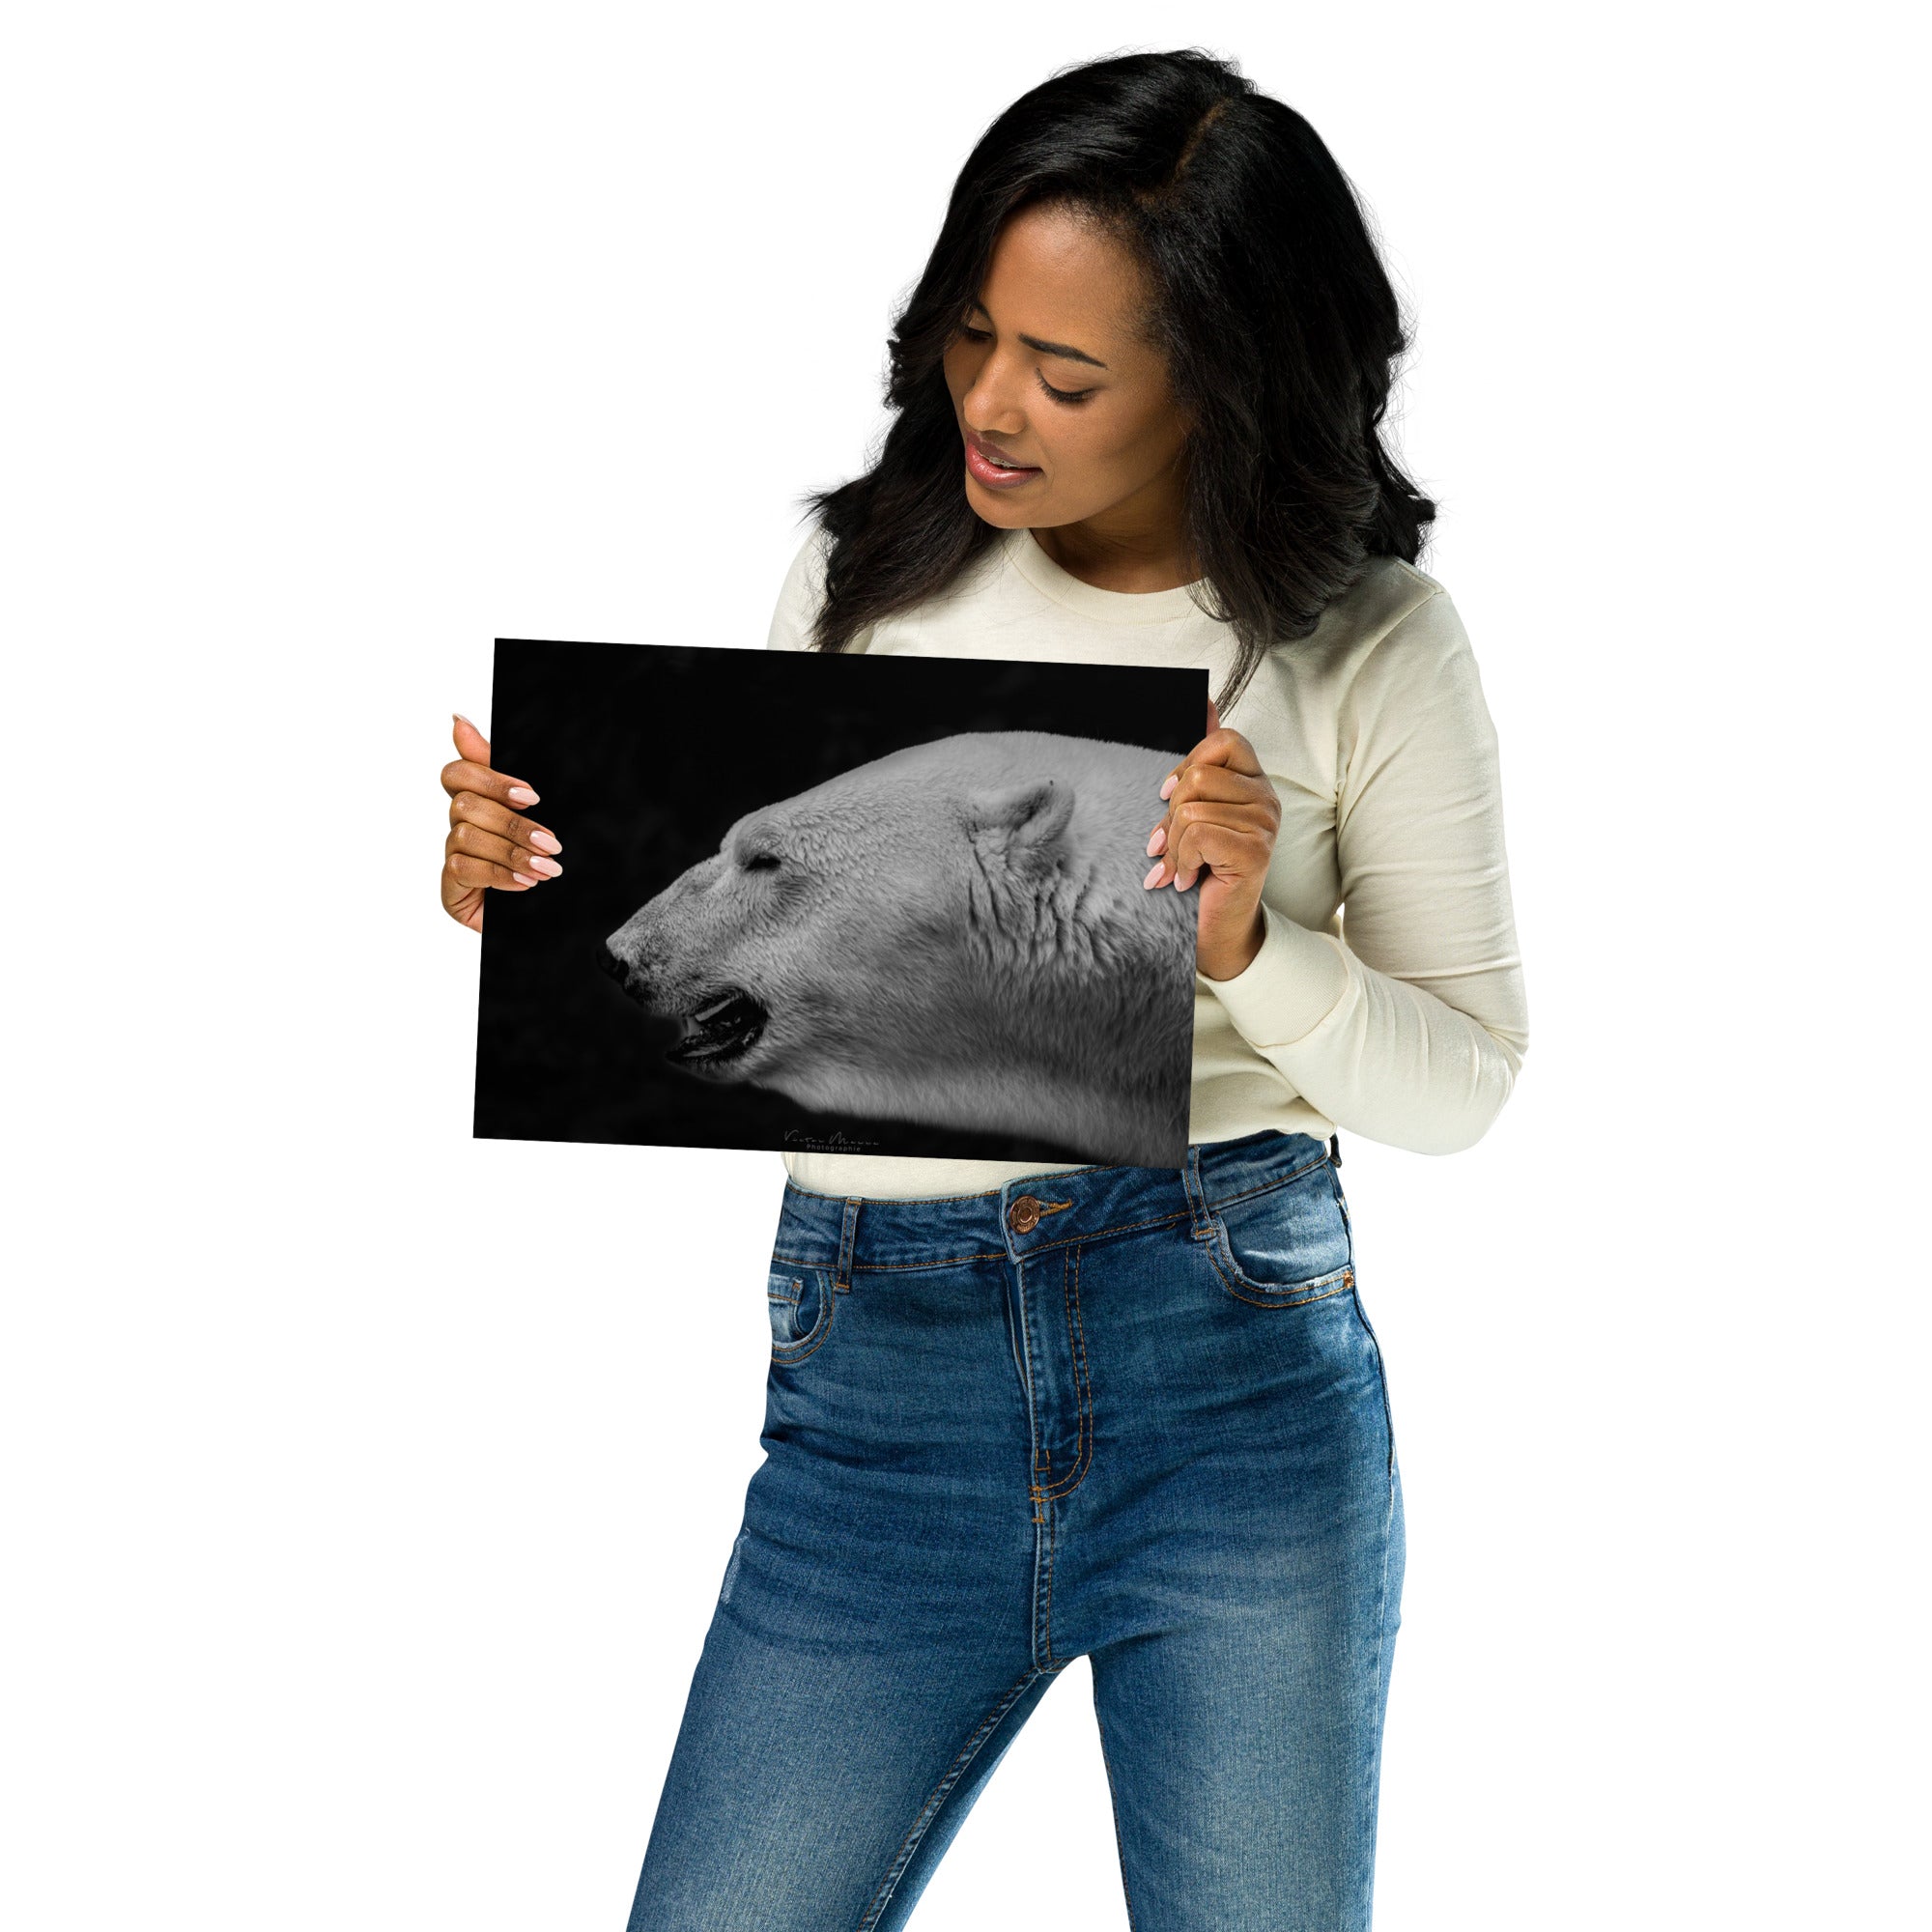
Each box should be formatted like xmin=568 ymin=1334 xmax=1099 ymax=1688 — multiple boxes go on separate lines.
xmin=962 ymin=778 xmax=1075 ymax=870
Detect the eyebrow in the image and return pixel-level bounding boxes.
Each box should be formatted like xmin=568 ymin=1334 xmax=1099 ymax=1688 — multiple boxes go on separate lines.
xmin=967 ymin=299 xmax=1108 ymax=370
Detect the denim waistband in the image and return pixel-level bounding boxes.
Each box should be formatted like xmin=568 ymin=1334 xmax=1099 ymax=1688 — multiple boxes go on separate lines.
xmin=773 ymin=1130 xmax=1334 ymax=1279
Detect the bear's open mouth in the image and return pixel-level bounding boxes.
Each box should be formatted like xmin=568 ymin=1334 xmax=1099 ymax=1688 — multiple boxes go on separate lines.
xmin=667 ymin=986 xmax=768 ymax=1066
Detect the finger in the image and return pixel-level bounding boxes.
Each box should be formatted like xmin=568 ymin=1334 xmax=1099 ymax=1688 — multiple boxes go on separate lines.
xmin=440 ymin=755 xmax=542 ymax=809
xmin=1169 ymin=814 xmax=1271 ymax=889
xmin=1166 ymin=726 xmax=1254 ymax=778
xmin=445 ymin=849 xmax=545 ymax=892
xmin=446 ymin=788 xmax=563 ymax=856
xmin=1147 ymin=810 xmax=1270 ymax=889
xmin=1145 ymin=770 xmax=1274 ymax=867
xmin=1164 ymin=762 xmax=1272 ymax=809
xmin=442 ymin=879 xmax=487 ymax=933
xmin=1207 ymin=696 xmax=1222 ymax=736
xmin=446 ymin=819 xmax=564 ymax=880
xmin=1161 ymin=727 xmax=1263 ymax=795
xmin=1189 ymin=724 xmax=1264 ymax=775
xmin=452 ymin=712 xmax=493 ymax=766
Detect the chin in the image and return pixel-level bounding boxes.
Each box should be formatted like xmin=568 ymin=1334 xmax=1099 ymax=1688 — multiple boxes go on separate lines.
xmin=965 ymin=489 xmax=1034 ymax=525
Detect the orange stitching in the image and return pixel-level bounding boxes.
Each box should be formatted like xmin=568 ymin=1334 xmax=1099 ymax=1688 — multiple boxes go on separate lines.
xmin=1200 ymin=1237 xmax=1356 ymax=1310
xmin=854 ymin=1253 xmax=1010 ymax=1271
xmin=1013 ymin=1255 xmax=1044 ymax=1520
xmin=1020 ymin=1206 xmax=1191 ymax=1254
xmin=1040 ymin=1243 xmax=1094 ymax=1500
xmin=1031 ymin=1263 xmax=1064 ymax=1662
xmin=776 ymin=1205 xmax=1195 ymax=1271
xmin=1031 ymin=1246 xmax=1073 ymax=1483
xmin=770 ymin=1266 xmax=838 ymax=1364
xmin=771 ymin=1250 xmax=1009 ymax=1271
xmin=1202 ymin=1201 xmax=1354 ymax=1303
xmin=1034 ymin=1269 xmax=1065 ymax=1664
xmin=1039 ymin=1486 xmax=1059 ymax=1663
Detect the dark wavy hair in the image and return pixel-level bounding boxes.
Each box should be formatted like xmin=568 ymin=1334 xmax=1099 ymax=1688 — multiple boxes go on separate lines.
xmin=798 ymin=47 xmax=1436 ymax=714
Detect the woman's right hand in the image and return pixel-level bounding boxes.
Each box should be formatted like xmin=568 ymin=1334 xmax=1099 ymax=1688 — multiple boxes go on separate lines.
xmin=440 ymin=713 xmax=564 ymax=932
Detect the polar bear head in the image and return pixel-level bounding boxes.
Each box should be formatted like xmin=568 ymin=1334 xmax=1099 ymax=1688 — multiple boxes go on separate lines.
xmin=603 ymin=729 xmax=1196 ymax=1160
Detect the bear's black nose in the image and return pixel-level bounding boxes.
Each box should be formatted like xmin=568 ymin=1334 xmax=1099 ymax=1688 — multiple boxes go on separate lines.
xmin=604 ymin=940 xmax=660 ymax=1008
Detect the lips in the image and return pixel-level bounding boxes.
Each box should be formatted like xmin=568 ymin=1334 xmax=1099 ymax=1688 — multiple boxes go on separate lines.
xmin=666 ymin=987 xmax=768 ymax=1065
xmin=966 ymin=432 xmax=1039 ymax=473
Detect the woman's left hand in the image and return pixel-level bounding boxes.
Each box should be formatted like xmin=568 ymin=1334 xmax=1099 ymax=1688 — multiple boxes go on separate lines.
xmin=1143 ymin=698 xmax=1281 ymax=980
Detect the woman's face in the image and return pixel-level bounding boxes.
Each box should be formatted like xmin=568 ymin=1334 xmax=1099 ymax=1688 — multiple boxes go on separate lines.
xmin=940 ymin=202 xmax=1190 ymax=537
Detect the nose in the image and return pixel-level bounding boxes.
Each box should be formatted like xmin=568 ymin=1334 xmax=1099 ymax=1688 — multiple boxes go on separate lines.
xmin=602 ymin=941 xmax=644 ymax=997
xmin=964 ymin=388 xmax=1027 ymax=438
xmin=960 ymin=357 xmax=1027 ymax=435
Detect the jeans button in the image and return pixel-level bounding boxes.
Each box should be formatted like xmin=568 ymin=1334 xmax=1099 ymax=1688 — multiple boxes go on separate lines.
xmin=1008 ymin=1195 xmax=1042 ymax=1234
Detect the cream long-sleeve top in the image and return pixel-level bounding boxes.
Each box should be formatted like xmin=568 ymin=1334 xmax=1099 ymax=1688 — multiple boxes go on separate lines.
xmin=763 ymin=521 xmax=1529 ymax=1201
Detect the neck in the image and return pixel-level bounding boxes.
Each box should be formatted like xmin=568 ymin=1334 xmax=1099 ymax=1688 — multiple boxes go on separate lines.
xmin=1026 ymin=501 xmax=1198 ymax=593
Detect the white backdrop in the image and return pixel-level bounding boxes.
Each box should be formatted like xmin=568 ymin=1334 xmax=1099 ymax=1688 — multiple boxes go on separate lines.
xmin=5 ymin=4 xmax=1923 ymax=1927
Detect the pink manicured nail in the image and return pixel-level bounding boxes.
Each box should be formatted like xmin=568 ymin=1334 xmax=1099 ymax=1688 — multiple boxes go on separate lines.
xmin=1146 ymin=825 xmax=1167 ymax=857
xmin=1159 ymin=773 xmax=1179 ymax=799
xmin=512 ymin=871 xmax=539 ymax=886
xmin=1143 ymin=861 xmax=1166 ymax=889
xmin=1174 ymin=869 xmax=1197 ymax=891
xmin=528 ymin=829 xmax=562 ymax=855
xmin=507 ymin=784 xmax=539 ymax=805
xmin=527 ymin=855 xmax=562 ymax=877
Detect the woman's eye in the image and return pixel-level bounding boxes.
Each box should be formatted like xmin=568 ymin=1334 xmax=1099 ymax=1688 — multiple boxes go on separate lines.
xmin=956 ymin=324 xmax=1093 ymax=405
xmin=1037 ymin=373 xmax=1092 ymax=406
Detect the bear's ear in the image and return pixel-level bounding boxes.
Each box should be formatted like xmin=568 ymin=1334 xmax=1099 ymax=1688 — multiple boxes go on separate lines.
xmin=962 ymin=778 xmax=1075 ymax=873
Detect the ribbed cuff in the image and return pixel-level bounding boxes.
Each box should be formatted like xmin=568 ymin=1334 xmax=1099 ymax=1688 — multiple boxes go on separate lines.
xmin=1201 ymin=901 xmax=1351 ymax=1049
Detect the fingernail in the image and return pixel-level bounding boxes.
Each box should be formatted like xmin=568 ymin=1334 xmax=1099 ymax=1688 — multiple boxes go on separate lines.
xmin=454 ymin=711 xmax=474 ymax=725
xmin=1143 ymin=861 xmax=1166 ymax=889
xmin=526 ymin=855 xmax=562 ymax=877
xmin=528 ymin=829 xmax=562 ymax=855
xmin=1159 ymin=773 xmax=1179 ymax=799
xmin=1174 ymin=869 xmax=1196 ymax=891
xmin=512 ymin=871 xmax=538 ymax=886
xmin=1146 ymin=825 xmax=1167 ymax=857
xmin=507 ymin=785 xmax=539 ymax=805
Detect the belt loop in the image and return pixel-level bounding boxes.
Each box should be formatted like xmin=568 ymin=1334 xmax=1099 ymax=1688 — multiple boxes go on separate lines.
xmin=1181 ymin=1144 xmax=1211 ymax=1239
xmin=836 ymin=1197 xmax=864 ymax=1291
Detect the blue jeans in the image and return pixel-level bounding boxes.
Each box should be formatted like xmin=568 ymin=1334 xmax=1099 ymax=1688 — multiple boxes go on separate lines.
xmin=625 ymin=1129 xmax=1405 ymax=1930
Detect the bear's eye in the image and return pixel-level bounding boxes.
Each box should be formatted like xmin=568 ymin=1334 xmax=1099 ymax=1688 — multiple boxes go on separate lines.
xmin=740 ymin=849 xmax=782 ymax=873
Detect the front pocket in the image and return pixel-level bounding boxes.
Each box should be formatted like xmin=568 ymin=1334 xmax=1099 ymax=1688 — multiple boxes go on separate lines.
xmin=1207 ymin=1159 xmax=1355 ymax=1306
xmin=766 ymin=1264 xmax=836 ymax=1362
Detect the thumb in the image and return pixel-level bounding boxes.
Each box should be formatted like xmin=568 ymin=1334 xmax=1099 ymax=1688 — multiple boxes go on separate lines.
xmin=1206 ymin=695 xmax=1221 ymax=736
xmin=452 ymin=711 xmax=492 ymax=764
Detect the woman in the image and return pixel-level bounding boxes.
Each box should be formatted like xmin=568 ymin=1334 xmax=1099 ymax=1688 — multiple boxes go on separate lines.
xmin=441 ymin=49 xmax=1527 ymax=1931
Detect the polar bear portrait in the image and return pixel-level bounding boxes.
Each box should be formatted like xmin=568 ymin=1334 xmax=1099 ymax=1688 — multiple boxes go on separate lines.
xmin=602 ymin=729 xmax=1198 ymax=1167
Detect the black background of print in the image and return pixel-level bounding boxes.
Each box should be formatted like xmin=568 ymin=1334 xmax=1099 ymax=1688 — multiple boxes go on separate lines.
xmin=473 ymin=639 xmax=1208 ymax=1160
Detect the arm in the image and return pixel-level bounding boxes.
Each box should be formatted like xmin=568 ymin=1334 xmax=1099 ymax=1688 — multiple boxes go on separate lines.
xmin=1205 ymin=587 xmax=1530 ymax=1154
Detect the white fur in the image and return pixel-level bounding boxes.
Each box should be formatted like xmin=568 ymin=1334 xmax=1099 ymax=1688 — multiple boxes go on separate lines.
xmin=605 ymin=730 xmax=1197 ymax=1165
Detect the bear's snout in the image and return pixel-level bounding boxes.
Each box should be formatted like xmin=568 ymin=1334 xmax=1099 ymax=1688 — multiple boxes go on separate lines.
xmin=602 ymin=940 xmax=653 ymax=1005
